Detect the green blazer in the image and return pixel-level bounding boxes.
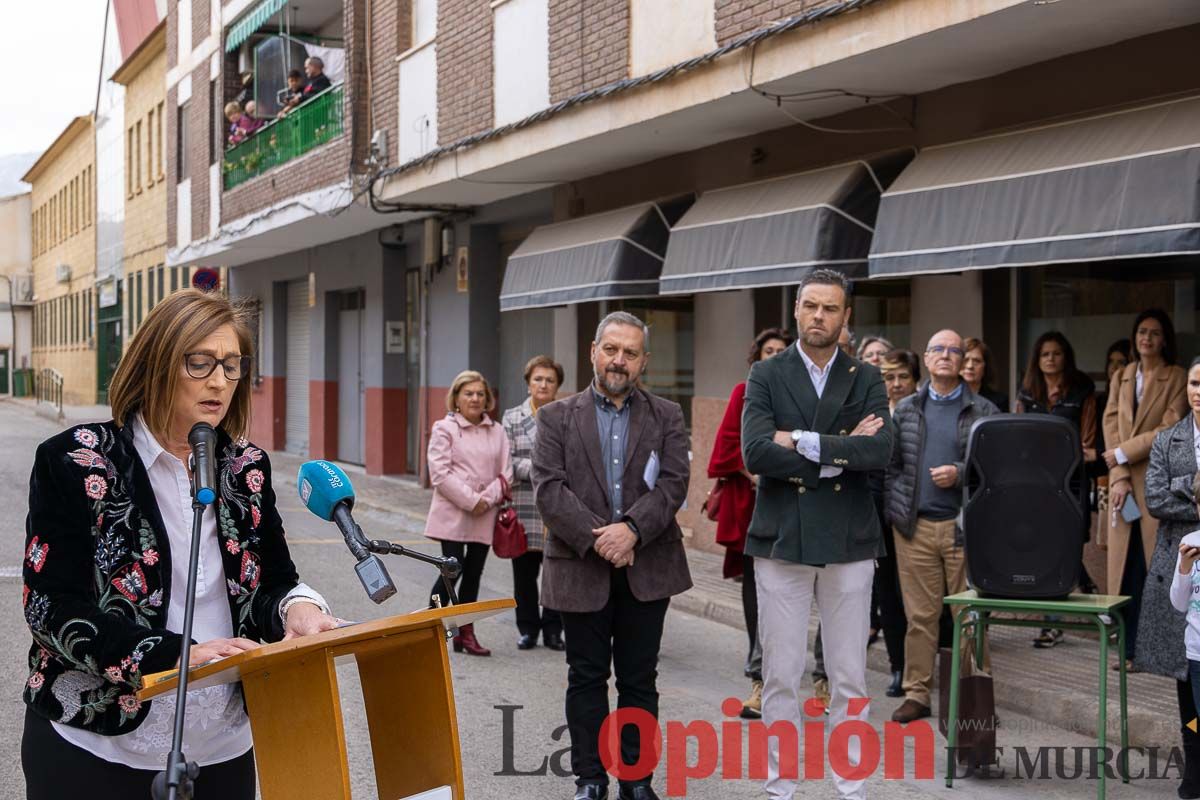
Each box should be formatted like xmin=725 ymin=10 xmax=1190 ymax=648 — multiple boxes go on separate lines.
xmin=741 ymin=345 xmax=893 ymax=565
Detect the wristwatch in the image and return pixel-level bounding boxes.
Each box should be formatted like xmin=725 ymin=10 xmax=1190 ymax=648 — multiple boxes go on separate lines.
xmin=790 ymin=430 xmax=803 ymax=444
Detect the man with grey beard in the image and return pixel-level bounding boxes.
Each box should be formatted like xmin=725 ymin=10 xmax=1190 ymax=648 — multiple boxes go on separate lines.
xmin=533 ymin=311 xmax=692 ymax=800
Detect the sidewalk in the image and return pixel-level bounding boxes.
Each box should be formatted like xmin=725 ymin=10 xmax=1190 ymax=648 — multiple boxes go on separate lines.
xmin=4 ymin=397 xmax=1180 ymax=751
xmin=2 ymin=395 xmax=112 ymax=424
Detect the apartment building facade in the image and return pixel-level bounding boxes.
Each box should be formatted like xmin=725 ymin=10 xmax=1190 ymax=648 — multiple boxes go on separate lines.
xmin=0 ymin=191 xmax=33 ymax=393
xmin=25 ymin=118 xmax=99 ymax=406
xmin=370 ymin=0 xmax=1200 ymax=552
xmin=163 ymin=0 xmax=1200 ymax=560
xmin=112 ymin=21 xmax=179 ymax=380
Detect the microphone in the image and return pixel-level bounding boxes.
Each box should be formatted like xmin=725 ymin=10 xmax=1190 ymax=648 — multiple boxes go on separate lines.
xmin=188 ymin=423 xmax=217 ymax=506
xmin=297 ymin=460 xmax=397 ymax=604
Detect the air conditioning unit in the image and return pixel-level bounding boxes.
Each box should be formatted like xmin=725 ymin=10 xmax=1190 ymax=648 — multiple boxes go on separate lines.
xmin=56 ymin=263 xmax=72 ymax=284
xmin=12 ymin=273 xmax=33 ymax=305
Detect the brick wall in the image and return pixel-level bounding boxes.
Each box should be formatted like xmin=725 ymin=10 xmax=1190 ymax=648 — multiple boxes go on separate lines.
xmin=345 ymin=0 xmax=370 ymax=167
xmin=221 ymin=138 xmax=352 ymax=222
xmin=167 ymin=0 xmax=177 ymax=70
xmin=190 ymin=64 xmax=211 ymax=239
xmin=368 ymin=0 xmax=411 ymax=166
xmin=193 ymin=0 xmax=211 ymax=45
xmin=436 ymin=0 xmax=494 ymax=144
xmin=549 ymin=0 xmax=629 ymax=102
xmin=714 ymin=0 xmax=847 ymax=44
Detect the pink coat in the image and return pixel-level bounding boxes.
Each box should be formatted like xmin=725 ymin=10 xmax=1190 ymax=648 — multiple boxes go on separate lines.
xmin=424 ymin=413 xmax=513 ymax=544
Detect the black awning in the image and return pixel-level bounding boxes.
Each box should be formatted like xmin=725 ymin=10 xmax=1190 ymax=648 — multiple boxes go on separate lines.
xmin=659 ymin=154 xmax=909 ymax=294
xmin=500 ymin=203 xmax=676 ymax=311
xmin=869 ymin=96 xmax=1200 ymax=277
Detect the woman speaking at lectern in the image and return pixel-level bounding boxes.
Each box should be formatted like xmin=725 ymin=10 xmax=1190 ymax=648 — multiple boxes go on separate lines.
xmin=20 ymin=289 xmax=338 ymax=799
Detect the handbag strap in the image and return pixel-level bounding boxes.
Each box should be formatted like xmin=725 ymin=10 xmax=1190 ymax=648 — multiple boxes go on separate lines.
xmin=498 ymin=474 xmax=513 ymax=503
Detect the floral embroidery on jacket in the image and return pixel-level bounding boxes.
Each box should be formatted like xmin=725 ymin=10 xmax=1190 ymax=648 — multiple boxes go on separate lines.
xmin=25 ymin=537 xmax=49 ymax=573
xmin=22 ymin=422 xmax=298 ymax=735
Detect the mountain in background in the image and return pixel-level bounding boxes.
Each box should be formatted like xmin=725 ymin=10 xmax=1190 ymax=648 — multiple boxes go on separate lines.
xmin=0 ymin=152 xmax=40 ymax=198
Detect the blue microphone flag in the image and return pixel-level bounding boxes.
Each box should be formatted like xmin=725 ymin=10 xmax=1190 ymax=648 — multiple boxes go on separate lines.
xmin=297 ymin=460 xmax=356 ymax=521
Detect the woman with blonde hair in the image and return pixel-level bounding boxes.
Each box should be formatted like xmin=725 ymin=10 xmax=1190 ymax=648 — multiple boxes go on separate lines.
xmin=20 ymin=289 xmax=337 ymax=799
xmin=424 ymin=370 xmax=513 ymax=656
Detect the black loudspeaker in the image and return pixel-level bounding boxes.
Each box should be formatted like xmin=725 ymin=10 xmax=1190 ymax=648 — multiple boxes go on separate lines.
xmin=962 ymin=414 xmax=1087 ymax=599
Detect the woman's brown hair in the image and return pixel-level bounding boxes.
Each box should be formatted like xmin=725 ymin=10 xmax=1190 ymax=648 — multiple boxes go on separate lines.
xmin=109 ymin=289 xmax=255 ymax=443
xmin=523 ymin=355 xmax=564 ymax=387
xmin=445 ymin=370 xmax=496 ymax=415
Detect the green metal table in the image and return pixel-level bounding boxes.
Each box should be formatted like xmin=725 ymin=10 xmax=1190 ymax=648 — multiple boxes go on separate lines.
xmin=943 ymin=590 xmax=1130 ymax=800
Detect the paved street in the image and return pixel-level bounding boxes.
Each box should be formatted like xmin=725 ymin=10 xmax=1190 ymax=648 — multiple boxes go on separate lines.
xmin=0 ymin=399 xmax=1184 ymax=799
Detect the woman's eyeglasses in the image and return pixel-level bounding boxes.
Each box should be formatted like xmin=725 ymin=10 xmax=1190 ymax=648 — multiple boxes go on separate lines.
xmin=184 ymin=353 xmax=253 ymax=380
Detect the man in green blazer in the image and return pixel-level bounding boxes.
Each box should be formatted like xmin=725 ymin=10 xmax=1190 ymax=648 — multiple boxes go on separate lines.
xmin=741 ymin=269 xmax=892 ymax=800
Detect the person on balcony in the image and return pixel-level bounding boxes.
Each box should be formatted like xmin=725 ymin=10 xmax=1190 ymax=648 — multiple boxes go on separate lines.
xmin=224 ymin=102 xmax=262 ymax=148
xmin=278 ymin=58 xmax=332 ymax=118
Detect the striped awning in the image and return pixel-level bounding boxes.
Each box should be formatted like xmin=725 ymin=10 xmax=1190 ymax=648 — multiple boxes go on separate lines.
xmin=500 ymin=202 xmax=683 ymax=311
xmin=226 ymin=0 xmax=288 ymax=52
xmin=659 ymin=153 xmax=910 ymax=294
xmin=869 ymin=95 xmax=1200 ymax=277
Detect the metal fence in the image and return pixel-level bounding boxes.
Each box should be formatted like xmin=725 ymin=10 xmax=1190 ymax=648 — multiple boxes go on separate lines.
xmin=223 ymin=84 xmax=345 ymax=190
xmin=37 ymin=368 xmax=63 ymax=419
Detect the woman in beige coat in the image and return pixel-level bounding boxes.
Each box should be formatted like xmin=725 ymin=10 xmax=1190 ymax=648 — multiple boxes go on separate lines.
xmin=1102 ymin=308 xmax=1186 ymax=671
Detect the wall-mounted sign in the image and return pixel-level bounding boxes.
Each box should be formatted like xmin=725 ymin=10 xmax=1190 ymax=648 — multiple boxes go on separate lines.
xmin=98 ymin=278 xmax=118 ymax=309
xmin=193 ymin=267 xmax=220 ymax=292
xmin=455 ymin=246 xmax=469 ymax=293
xmin=385 ymin=321 xmax=406 ymax=354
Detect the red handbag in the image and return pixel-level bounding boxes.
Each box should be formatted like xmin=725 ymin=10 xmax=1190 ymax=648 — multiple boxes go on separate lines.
xmin=492 ymin=476 xmax=528 ymax=559
xmin=701 ymin=478 xmax=727 ymax=522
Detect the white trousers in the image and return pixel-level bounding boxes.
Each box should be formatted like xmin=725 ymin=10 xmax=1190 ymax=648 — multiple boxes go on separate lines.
xmin=756 ymin=557 xmax=874 ymax=800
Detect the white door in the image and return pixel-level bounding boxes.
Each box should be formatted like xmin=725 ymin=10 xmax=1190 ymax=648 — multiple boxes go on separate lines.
xmin=337 ymin=290 xmax=365 ymax=464
xmin=285 ymin=279 xmax=310 ymax=456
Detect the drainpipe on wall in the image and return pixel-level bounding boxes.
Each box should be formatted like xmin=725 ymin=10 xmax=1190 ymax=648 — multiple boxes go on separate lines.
xmin=0 ymin=275 xmax=13 ymax=395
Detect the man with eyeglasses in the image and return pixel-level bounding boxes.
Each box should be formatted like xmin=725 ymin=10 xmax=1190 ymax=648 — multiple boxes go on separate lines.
xmin=885 ymin=329 xmax=997 ymax=723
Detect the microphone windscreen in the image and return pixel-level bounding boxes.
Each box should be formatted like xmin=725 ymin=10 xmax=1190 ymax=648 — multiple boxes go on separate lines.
xmin=188 ymin=421 xmax=216 ymax=447
xmin=297 ymin=460 xmax=356 ymax=521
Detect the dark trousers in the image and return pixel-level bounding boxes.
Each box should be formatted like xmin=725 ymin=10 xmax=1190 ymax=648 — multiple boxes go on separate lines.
xmin=875 ymin=528 xmax=908 ymax=673
xmin=1180 ymin=672 xmax=1200 ymax=776
xmin=431 ymin=540 xmax=490 ymax=606
xmin=1119 ymin=524 xmax=1147 ymax=660
xmin=512 ymin=550 xmax=563 ymax=638
xmin=742 ymin=554 xmax=761 ymax=680
xmin=22 ymin=707 xmax=256 ymax=800
xmin=560 ymin=568 xmax=669 ymax=788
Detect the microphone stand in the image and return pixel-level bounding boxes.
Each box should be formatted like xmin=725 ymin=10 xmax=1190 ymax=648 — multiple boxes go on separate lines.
xmin=152 ymin=498 xmax=205 ymax=800
xmin=365 ymin=539 xmax=462 ymax=606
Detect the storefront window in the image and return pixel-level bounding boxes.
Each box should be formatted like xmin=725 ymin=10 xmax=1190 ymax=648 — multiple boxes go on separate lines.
xmin=611 ymin=297 xmax=695 ymax=428
xmin=1018 ymin=258 xmax=1199 ymax=391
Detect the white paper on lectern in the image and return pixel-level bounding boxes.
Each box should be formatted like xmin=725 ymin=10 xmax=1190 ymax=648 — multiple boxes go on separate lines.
xmin=400 ymin=788 xmax=452 ymax=800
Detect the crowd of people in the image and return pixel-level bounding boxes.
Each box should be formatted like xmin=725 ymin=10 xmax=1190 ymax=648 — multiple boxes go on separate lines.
xmin=222 ymin=57 xmax=333 ymax=149
xmin=20 ymin=272 xmax=1200 ymax=800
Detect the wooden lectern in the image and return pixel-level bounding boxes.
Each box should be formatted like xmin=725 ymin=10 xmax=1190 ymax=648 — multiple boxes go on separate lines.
xmin=138 ymin=599 xmax=515 ymax=800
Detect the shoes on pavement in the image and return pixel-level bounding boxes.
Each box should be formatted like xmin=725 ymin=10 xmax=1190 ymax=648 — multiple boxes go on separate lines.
xmin=1032 ymin=629 xmax=1064 ymax=648
xmin=517 ymin=633 xmax=538 ymax=650
xmin=812 ymin=676 xmax=831 ymax=716
xmin=891 ymin=699 xmax=931 ymax=724
xmin=886 ymin=670 xmax=904 ymax=698
xmin=573 ymin=785 xmax=607 ymax=800
xmin=452 ymin=624 xmax=491 ymax=656
xmin=1112 ymin=659 xmax=1139 ymax=673
xmin=618 ymin=785 xmax=660 ymax=800
xmin=544 ymin=631 xmax=566 ymax=651
xmin=740 ymin=679 xmax=763 ymax=719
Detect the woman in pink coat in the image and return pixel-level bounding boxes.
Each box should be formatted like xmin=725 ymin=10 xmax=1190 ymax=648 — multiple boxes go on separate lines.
xmin=425 ymin=370 xmax=513 ymax=656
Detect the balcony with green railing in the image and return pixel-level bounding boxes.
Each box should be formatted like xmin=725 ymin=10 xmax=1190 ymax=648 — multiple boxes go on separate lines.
xmin=223 ymin=83 xmax=345 ymax=191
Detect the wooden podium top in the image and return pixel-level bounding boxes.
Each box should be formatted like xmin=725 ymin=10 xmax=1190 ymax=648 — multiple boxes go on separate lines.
xmin=138 ymin=598 xmax=514 ymax=701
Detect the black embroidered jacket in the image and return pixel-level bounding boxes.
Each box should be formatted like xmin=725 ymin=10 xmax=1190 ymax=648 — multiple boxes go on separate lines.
xmin=22 ymin=420 xmax=299 ymax=735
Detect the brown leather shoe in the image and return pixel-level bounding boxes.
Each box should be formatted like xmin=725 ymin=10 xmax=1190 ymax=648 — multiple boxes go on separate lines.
xmin=891 ymin=699 xmax=931 ymax=723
